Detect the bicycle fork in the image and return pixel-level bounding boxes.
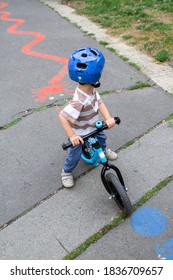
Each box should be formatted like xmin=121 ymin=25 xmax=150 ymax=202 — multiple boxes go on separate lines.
xmin=101 ymin=162 xmax=128 ymax=196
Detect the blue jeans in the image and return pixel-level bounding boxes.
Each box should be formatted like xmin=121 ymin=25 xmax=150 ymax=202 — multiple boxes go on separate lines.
xmin=63 ymin=131 xmax=107 ymax=173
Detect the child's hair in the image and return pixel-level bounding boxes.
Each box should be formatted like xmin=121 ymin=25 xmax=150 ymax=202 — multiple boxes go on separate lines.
xmin=68 ymin=47 xmax=105 ymax=87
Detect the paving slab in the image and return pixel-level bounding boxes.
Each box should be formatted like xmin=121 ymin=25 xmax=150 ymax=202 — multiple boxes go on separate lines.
xmin=1 ymin=0 xmax=149 ymax=126
xmin=77 ymin=181 xmax=173 ymax=260
xmin=0 ymin=121 xmax=172 ymax=259
xmin=1 ymin=87 xmax=172 ymax=226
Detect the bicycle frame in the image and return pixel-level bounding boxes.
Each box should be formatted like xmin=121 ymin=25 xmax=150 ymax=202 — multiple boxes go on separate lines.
xmin=81 ymin=136 xmax=107 ymax=166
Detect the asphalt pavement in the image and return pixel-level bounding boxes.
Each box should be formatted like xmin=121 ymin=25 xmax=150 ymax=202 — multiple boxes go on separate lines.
xmin=0 ymin=0 xmax=173 ymax=260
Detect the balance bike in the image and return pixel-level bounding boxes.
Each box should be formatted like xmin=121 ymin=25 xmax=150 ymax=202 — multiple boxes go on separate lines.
xmin=62 ymin=117 xmax=132 ymax=216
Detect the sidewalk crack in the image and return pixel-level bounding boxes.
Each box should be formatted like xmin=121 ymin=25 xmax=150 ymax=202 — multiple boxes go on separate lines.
xmin=56 ymin=238 xmax=69 ymax=254
xmin=0 ymin=99 xmax=69 ymax=131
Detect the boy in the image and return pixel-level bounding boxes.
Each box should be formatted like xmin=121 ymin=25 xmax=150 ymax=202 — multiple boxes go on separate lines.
xmin=59 ymin=47 xmax=117 ymax=188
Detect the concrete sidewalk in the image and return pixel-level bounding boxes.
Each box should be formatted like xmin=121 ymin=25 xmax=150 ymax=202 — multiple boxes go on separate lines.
xmin=0 ymin=121 xmax=172 ymax=259
xmin=0 ymin=0 xmax=173 ymax=260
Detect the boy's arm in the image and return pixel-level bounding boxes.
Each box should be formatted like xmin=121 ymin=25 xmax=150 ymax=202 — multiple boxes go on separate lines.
xmin=59 ymin=113 xmax=84 ymax=146
xmin=99 ymin=102 xmax=115 ymax=128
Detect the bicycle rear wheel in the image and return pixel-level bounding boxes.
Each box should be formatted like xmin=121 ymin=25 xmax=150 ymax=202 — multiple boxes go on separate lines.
xmin=105 ymin=173 xmax=132 ymax=216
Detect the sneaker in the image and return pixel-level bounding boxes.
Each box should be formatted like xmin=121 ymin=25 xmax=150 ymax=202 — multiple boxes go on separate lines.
xmin=105 ymin=148 xmax=118 ymax=161
xmin=61 ymin=169 xmax=74 ymax=188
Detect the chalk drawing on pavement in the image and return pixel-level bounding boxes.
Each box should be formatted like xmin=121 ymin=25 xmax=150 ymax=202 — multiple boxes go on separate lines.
xmin=156 ymin=238 xmax=173 ymax=260
xmin=130 ymin=207 xmax=173 ymax=259
xmin=0 ymin=1 xmax=72 ymax=103
xmin=130 ymin=207 xmax=167 ymax=237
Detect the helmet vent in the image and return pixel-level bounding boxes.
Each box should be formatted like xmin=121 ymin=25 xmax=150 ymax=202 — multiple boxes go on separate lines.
xmin=81 ymin=53 xmax=87 ymax=57
xmin=77 ymin=63 xmax=87 ymax=69
xmin=90 ymin=49 xmax=97 ymax=56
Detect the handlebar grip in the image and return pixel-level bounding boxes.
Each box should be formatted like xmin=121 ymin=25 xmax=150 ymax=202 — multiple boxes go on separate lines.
xmin=114 ymin=117 xmax=121 ymax=125
xmin=62 ymin=142 xmax=72 ymax=150
xmin=101 ymin=116 xmax=121 ymax=130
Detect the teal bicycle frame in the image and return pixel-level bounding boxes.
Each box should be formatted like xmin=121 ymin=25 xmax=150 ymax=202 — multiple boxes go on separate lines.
xmin=81 ymin=134 xmax=107 ymax=166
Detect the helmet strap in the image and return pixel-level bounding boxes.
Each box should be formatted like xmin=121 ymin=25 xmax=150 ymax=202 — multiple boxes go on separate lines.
xmin=79 ymin=81 xmax=101 ymax=88
xmin=79 ymin=83 xmax=85 ymax=85
xmin=91 ymin=81 xmax=101 ymax=88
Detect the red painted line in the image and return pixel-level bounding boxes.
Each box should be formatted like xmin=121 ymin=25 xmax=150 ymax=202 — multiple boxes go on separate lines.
xmin=0 ymin=2 xmax=71 ymax=102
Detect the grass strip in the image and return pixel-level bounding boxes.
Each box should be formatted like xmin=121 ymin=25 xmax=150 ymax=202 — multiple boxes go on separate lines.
xmin=127 ymin=82 xmax=151 ymax=90
xmin=63 ymin=174 xmax=173 ymax=260
xmin=165 ymin=112 xmax=173 ymax=128
xmin=0 ymin=100 xmax=68 ymax=130
xmin=165 ymin=113 xmax=173 ymax=121
xmin=0 ymin=118 xmax=22 ymax=130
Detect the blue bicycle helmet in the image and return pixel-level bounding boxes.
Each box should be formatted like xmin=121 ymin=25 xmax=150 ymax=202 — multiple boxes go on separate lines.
xmin=68 ymin=47 xmax=105 ymax=84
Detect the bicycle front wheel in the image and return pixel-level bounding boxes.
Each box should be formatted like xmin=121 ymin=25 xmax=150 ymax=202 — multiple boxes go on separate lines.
xmin=105 ymin=173 xmax=132 ymax=216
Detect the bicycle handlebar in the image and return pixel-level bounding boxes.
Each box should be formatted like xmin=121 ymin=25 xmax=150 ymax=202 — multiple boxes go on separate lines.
xmin=62 ymin=117 xmax=121 ymax=150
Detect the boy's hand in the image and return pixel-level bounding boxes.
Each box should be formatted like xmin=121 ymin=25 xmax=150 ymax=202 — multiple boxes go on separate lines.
xmin=106 ymin=117 xmax=116 ymax=128
xmin=70 ymin=134 xmax=84 ymax=146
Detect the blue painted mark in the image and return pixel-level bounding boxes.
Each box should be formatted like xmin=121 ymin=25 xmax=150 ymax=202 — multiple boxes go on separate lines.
xmin=130 ymin=207 xmax=167 ymax=236
xmin=156 ymin=238 xmax=173 ymax=260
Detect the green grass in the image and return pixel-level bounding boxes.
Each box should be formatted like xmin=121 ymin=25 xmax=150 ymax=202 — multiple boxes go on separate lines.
xmin=155 ymin=49 xmax=170 ymax=62
xmin=107 ymin=47 xmax=118 ymax=54
xmin=165 ymin=112 xmax=173 ymax=128
xmin=165 ymin=113 xmax=173 ymax=121
xmin=99 ymin=40 xmax=109 ymax=46
xmin=69 ymin=0 xmax=173 ymax=62
xmin=100 ymin=81 xmax=150 ymax=95
xmin=168 ymin=121 xmax=173 ymax=128
xmin=127 ymin=82 xmax=150 ymax=90
xmin=122 ymin=34 xmax=133 ymax=40
xmin=128 ymin=61 xmax=141 ymax=70
xmin=100 ymin=90 xmax=113 ymax=95
xmin=0 ymin=118 xmax=22 ymax=130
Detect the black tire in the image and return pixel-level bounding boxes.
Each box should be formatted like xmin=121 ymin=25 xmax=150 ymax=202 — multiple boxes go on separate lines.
xmin=105 ymin=173 xmax=132 ymax=216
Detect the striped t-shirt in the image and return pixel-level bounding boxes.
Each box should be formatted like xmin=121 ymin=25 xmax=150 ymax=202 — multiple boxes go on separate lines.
xmin=60 ymin=87 xmax=103 ymax=136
